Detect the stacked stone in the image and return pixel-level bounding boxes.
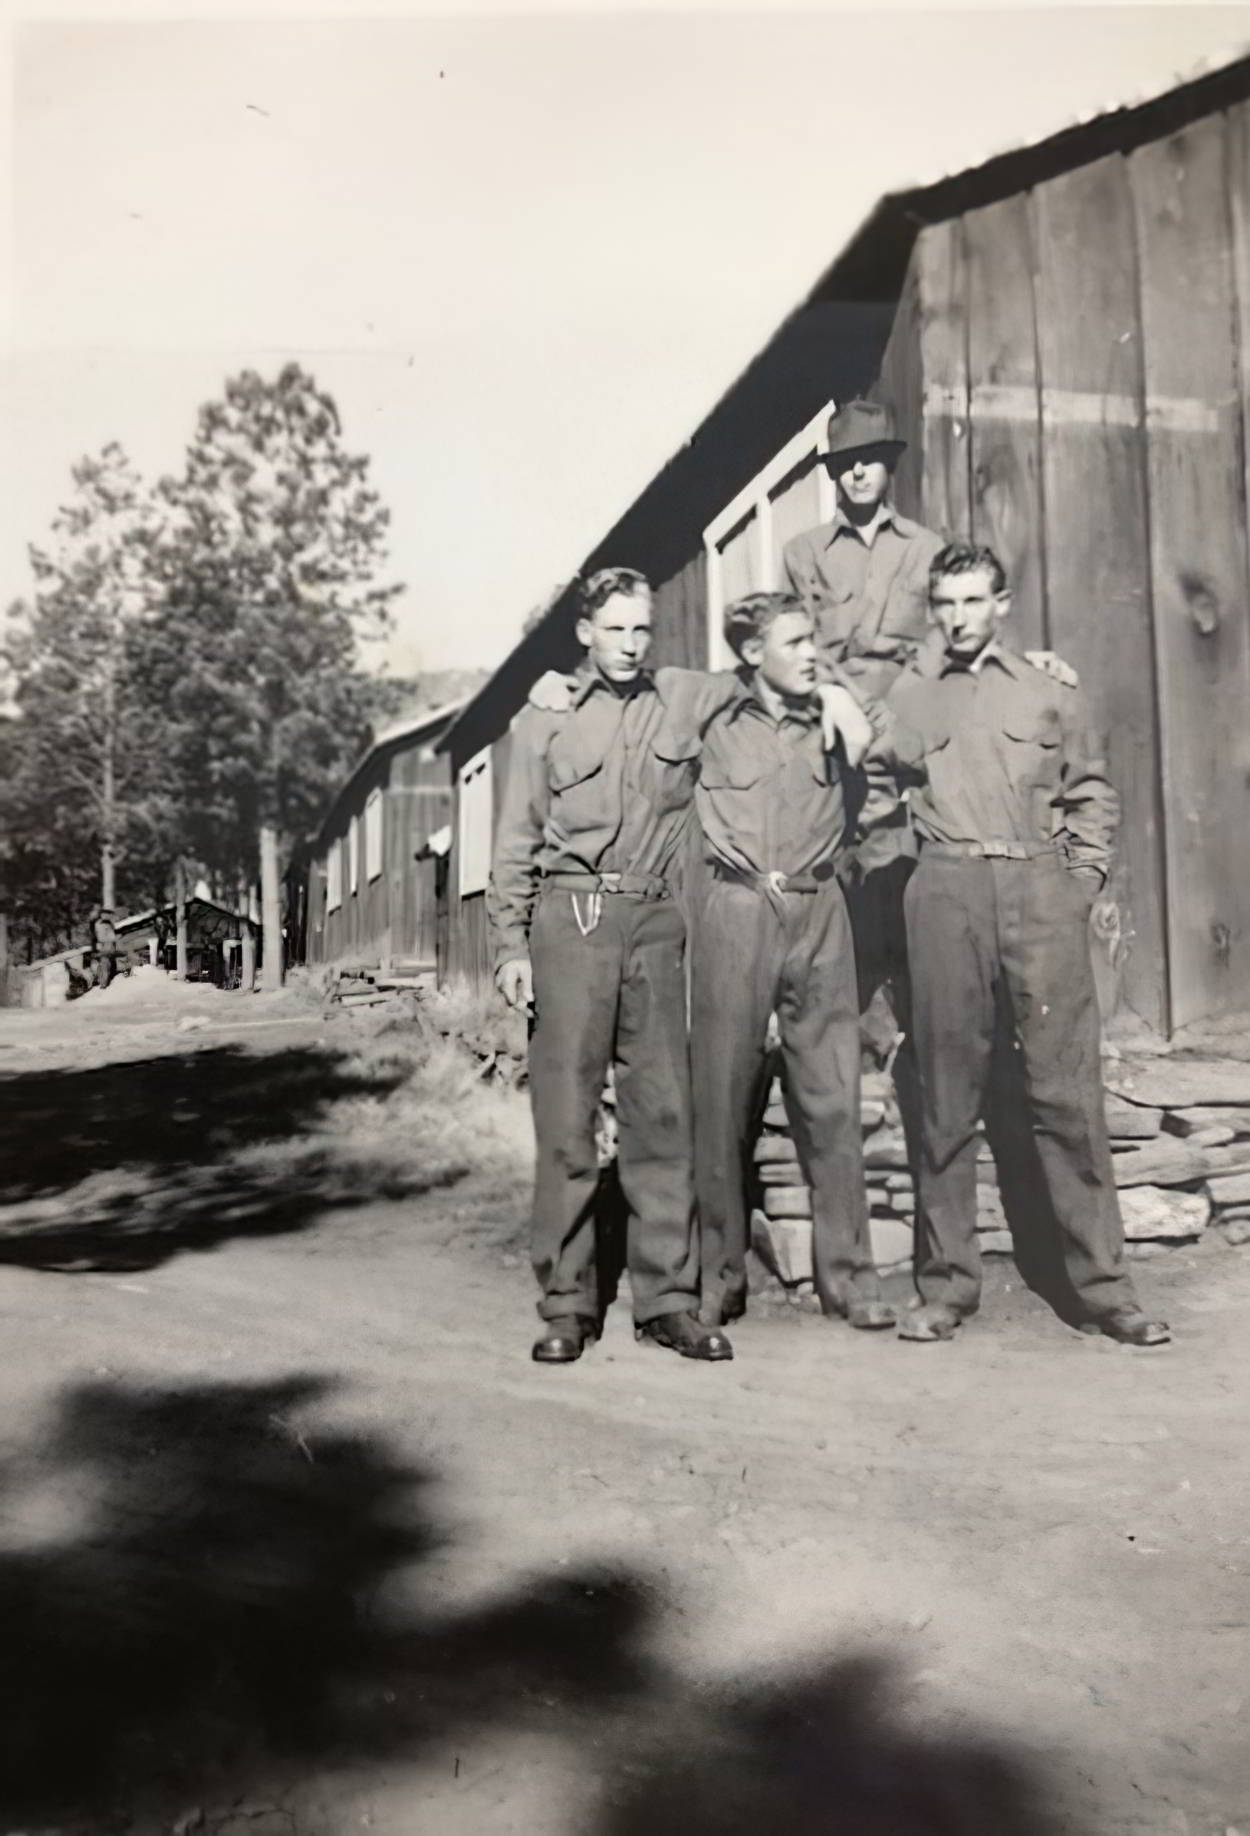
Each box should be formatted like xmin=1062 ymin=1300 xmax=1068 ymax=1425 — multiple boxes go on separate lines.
xmin=1100 ymin=1057 xmax=1250 ymax=1254
xmin=751 ymin=1053 xmax=1250 ymax=1286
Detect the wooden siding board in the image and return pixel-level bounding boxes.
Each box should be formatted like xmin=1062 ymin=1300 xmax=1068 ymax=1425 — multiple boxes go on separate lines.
xmin=1230 ymin=99 xmax=1250 ymax=669
xmin=1032 ymin=152 xmax=1168 ymax=1031
xmin=1131 ymin=115 xmax=1250 ymax=1028
xmin=916 ymin=219 xmax=972 ymax=539
xmin=964 ymin=194 xmax=1047 ymax=652
xmin=871 ymin=243 xmax=925 ymax=523
xmin=652 ymin=551 xmax=708 ymax=670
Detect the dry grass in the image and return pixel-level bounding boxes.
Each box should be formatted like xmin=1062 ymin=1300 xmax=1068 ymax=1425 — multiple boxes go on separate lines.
xmin=304 ymin=1028 xmax=534 ymax=1198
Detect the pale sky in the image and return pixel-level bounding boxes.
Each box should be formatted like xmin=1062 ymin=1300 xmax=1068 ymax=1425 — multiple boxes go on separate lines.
xmin=3 ymin=2 xmax=1248 ymax=676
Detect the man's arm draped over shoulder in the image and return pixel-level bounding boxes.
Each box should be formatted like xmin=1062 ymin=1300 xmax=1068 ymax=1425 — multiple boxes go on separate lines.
xmin=484 ymin=707 xmax=554 ymax=971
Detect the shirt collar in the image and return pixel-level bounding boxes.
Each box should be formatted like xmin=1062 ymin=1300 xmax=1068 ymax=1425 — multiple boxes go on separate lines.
xmin=938 ymin=638 xmax=1022 ymax=679
xmin=571 ymin=661 xmax=656 ymax=707
xmin=826 ymin=500 xmax=910 ymax=546
xmin=730 ymin=669 xmax=820 ymax=727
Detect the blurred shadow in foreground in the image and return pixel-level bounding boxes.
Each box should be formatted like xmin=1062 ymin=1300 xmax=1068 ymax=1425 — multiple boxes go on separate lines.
xmin=598 ymin=1655 xmax=1060 ymax=1836
xmin=0 ymin=1045 xmax=453 ymax=1273
xmin=0 ymin=1374 xmax=1066 ymax=1836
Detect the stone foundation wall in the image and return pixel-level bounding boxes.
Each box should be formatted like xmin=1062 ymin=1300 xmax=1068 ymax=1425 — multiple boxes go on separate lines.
xmin=752 ymin=1056 xmax=1250 ymax=1288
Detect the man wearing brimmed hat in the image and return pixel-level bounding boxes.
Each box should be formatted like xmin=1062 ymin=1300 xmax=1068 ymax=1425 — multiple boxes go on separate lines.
xmin=784 ymin=400 xmax=937 ymax=709
xmin=784 ymin=401 xmax=1082 ymax=1322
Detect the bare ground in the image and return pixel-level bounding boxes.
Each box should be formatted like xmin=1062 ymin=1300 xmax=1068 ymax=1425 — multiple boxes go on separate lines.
xmin=0 ymin=984 xmax=1247 ymax=1836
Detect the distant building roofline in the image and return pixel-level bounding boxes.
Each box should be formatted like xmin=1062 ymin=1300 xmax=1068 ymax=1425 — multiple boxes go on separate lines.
xmin=312 ymin=696 xmax=466 ymax=848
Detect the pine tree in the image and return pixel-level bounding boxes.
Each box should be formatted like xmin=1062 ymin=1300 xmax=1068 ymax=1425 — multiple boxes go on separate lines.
xmin=0 ymin=444 xmax=174 ymax=956
xmin=148 ymin=363 xmax=403 ymax=985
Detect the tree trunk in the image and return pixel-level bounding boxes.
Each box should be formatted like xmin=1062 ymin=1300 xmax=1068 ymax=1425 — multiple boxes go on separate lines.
xmin=240 ymin=922 xmax=256 ymax=992
xmin=259 ymin=823 xmax=283 ymax=992
xmin=175 ymin=861 xmax=189 ymax=980
xmin=101 ymin=645 xmax=118 ymax=910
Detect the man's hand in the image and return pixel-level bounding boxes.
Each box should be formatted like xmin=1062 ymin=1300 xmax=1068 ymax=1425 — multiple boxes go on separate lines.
xmin=816 ymin=683 xmax=875 ymax=768
xmin=496 ymin=958 xmax=534 ymax=1015
xmin=1025 ymin=650 xmax=1079 ymax=689
xmin=529 ymin=669 xmax=577 ymax=712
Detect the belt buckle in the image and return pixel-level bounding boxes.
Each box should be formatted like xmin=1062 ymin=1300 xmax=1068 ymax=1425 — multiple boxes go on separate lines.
xmin=598 ymin=871 xmax=622 ymax=893
xmin=977 ymin=841 xmax=1011 ymax=860
xmin=766 ymin=870 xmax=789 ymax=896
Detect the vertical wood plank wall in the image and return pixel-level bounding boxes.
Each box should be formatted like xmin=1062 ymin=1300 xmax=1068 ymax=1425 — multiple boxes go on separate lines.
xmin=892 ymin=107 xmax=1250 ymax=1034
xmin=915 ymin=219 xmax=972 ymax=538
xmin=965 ymin=194 xmax=1048 ymax=653
xmin=1032 ymin=153 xmax=1166 ymax=1029
xmin=1131 ymin=116 xmax=1250 ymax=1031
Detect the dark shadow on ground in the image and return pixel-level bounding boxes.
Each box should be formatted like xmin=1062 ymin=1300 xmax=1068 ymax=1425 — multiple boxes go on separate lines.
xmin=0 ymin=1047 xmax=437 ymax=1274
xmin=0 ymin=1373 xmax=1070 ymax=1836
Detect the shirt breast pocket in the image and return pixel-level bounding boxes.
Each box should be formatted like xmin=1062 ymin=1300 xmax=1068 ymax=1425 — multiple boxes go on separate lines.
xmin=548 ymin=742 xmax=606 ymax=828
xmin=650 ymin=731 xmax=701 ymax=815
xmin=699 ymin=758 xmax=765 ymax=795
xmin=1002 ymin=712 xmax=1061 ymax=784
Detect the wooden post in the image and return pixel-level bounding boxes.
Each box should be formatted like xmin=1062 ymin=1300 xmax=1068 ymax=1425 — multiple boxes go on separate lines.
xmin=174 ymin=862 xmax=189 ymax=980
xmin=259 ymin=823 xmax=283 ymax=991
xmin=240 ymin=918 xmax=256 ymax=991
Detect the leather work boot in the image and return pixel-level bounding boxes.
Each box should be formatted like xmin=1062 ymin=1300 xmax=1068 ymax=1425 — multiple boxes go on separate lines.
xmin=532 ymin=1317 xmax=599 ymax=1364
xmin=839 ymin=1298 xmax=897 ymax=1331
xmin=1094 ymin=1308 xmax=1171 ymax=1347
xmin=637 ymin=1311 xmax=734 ymax=1362
xmin=897 ymin=1301 xmax=964 ymax=1342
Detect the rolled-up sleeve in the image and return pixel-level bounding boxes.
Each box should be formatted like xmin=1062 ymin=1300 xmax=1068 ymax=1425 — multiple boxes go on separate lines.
xmin=485 ymin=709 xmax=553 ymax=971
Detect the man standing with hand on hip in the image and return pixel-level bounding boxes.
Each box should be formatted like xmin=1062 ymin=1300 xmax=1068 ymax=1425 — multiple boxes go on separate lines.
xmin=882 ymin=541 xmax=1169 ymax=1347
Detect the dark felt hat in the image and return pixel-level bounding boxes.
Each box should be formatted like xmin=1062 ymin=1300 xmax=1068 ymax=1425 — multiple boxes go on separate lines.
xmin=824 ymin=399 xmax=906 ymax=462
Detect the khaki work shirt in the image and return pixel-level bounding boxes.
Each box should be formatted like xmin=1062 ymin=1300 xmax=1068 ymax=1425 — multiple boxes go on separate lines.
xmin=486 ymin=663 xmax=737 ymax=968
xmin=880 ymin=642 xmax=1118 ymax=883
xmin=783 ymin=504 xmax=945 ymax=702
xmin=696 ymin=677 xmax=861 ymax=881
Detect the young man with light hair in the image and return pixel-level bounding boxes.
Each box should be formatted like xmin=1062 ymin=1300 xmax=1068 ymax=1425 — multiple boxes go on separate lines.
xmin=879 ymin=541 xmax=1169 ymax=1347
xmin=488 ymin=568 xmax=739 ymax=1365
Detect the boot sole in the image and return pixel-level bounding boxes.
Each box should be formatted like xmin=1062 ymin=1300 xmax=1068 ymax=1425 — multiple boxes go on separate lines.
xmin=635 ymin=1329 xmax=734 ymax=1362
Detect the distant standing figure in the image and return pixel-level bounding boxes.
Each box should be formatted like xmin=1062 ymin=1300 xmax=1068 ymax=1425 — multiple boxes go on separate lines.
xmin=90 ymin=906 xmax=119 ymax=990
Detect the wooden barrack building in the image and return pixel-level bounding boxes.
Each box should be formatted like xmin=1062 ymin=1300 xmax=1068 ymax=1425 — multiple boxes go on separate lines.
xmin=439 ymin=51 xmax=1250 ymax=1038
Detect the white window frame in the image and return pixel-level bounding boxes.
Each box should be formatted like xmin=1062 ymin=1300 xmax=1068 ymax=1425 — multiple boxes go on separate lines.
xmin=348 ymin=814 xmax=360 ymax=895
xmin=702 ymin=400 xmax=837 ymax=667
xmin=457 ymin=747 xmax=493 ymax=899
xmin=365 ymin=789 xmax=383 ymax=882
xmin=325 ymin=841 xmax=343 ymax=913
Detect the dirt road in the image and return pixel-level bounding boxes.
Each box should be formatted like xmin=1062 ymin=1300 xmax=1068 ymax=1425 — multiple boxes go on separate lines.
xmin=0 ymin=991 xmax=1246 ymax=1836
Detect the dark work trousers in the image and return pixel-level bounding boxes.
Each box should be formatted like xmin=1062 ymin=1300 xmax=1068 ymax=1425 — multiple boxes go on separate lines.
xmin=527 ymin=888 xmax=699 ymax=1327
xmin=691 ymin=875 xmax=878 ymax=1321
xmin=904 ymin=852 xmax=1139 ymax=1321
xmin=847 ymin=855 xmax=1068 ymax=1311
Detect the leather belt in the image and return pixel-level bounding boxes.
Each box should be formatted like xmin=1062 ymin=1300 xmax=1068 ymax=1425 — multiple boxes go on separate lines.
xmin=542 ymin=871 xmax=670 ymax=898
xmin=712 ymin=861 xmax=838 ymax=895
xmin=919 ymin=840 xmax=1057 ymax=861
